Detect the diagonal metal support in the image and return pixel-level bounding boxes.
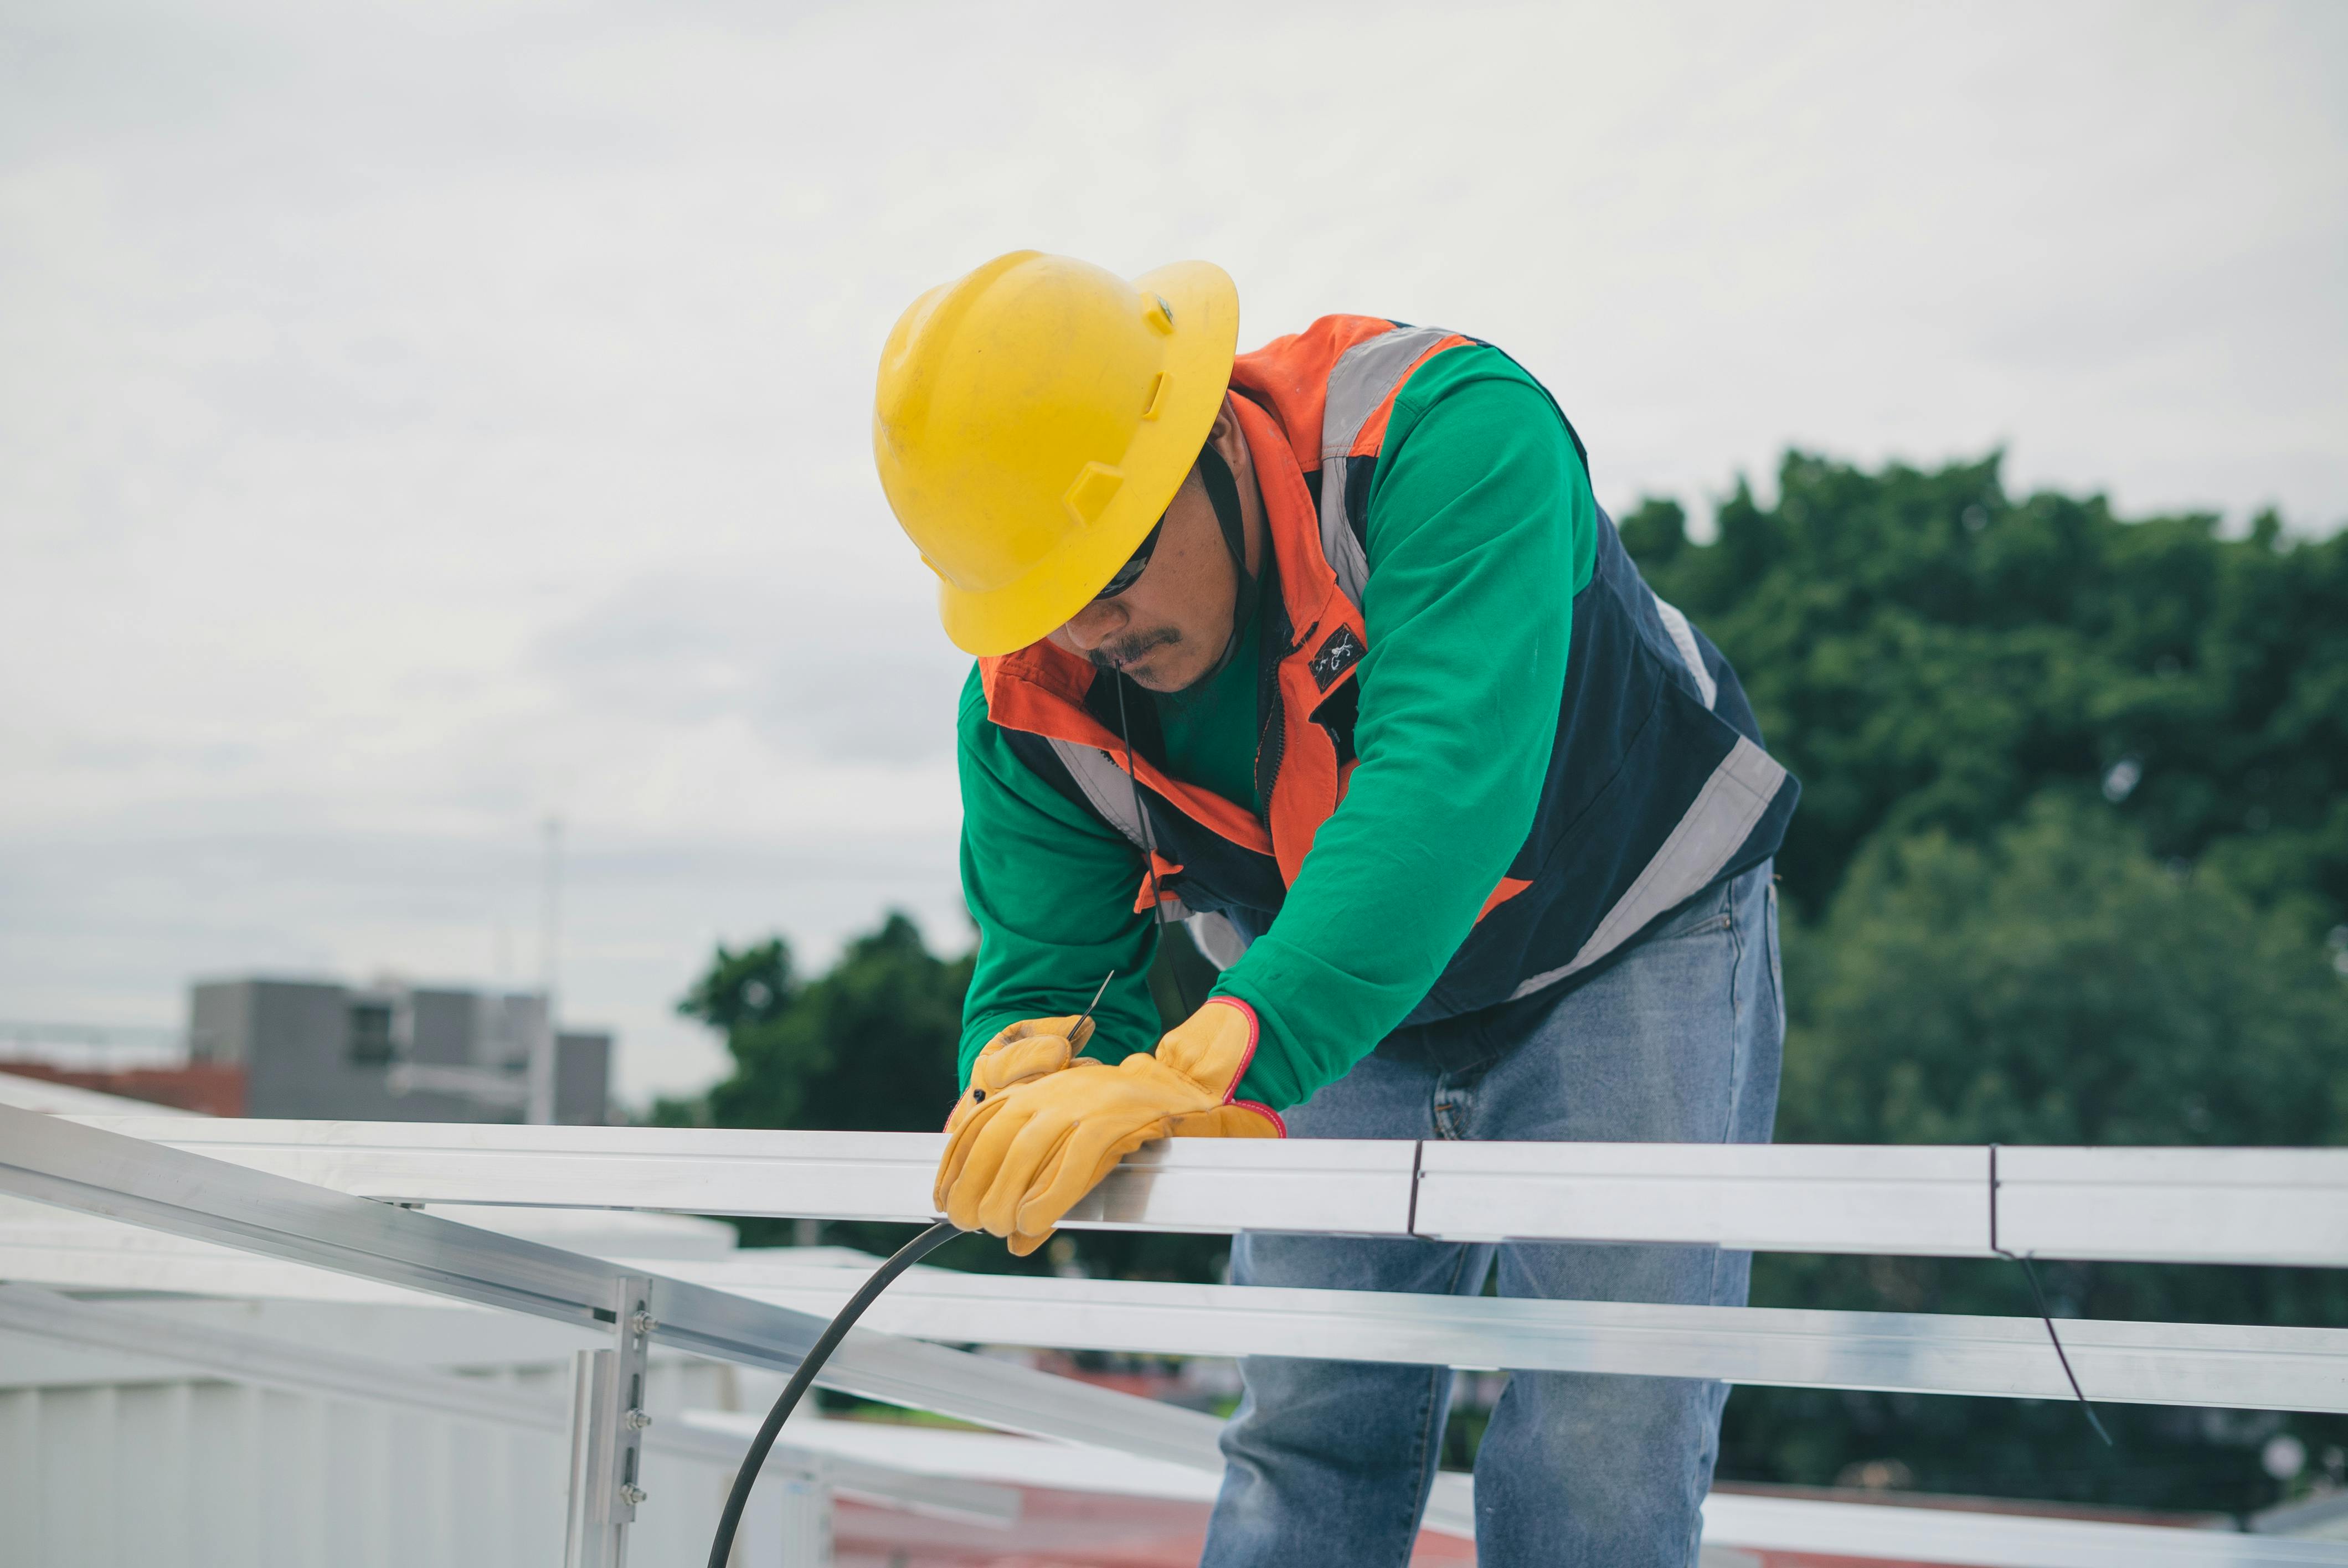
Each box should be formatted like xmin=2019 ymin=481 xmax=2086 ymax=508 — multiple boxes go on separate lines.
xmin=0 ymin=1280 xmax=1015 ymax=1525
xmin=662 ymin=1254 xmax=2348 ymax=1415
xmin=0 ymin=1104 xmax=1227 ymax=1470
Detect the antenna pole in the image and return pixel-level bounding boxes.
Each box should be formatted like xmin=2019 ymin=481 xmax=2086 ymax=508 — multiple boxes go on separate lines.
xmin=529 ymin=816 xmax=563 ymax=1125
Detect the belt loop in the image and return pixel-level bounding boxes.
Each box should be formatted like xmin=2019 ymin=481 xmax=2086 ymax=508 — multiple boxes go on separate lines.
xmin=1404 ymin=1139 xmax=1425 ymax=1237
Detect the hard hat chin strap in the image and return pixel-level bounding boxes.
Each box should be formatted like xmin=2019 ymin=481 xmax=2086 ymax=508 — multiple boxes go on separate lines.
xmin=1194 ymin=441 xmax=1260 ymax=686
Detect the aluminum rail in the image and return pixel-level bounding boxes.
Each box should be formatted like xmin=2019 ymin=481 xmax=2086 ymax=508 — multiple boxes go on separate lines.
xmin=660 ymin=1256 xmax=2348 ymax=1415
xmin=0 ymin=1281 xmax=1017 ymax=1525
xmin=0 ymin=1106 xmax=1237 ymax=1487
xmin=3 ymin=1227 xmax=2340 ymax=1415
xmin=77 ymin=1118 xmax=2348 ymax=1267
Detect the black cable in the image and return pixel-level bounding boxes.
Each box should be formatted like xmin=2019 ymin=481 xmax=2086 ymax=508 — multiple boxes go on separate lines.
xmin=717 ymin=672 xmax=1171 ymax=1568
xmin=1105 ymin=439 xmax=1249 ymax=1020
xmin=1113 ymin=676 xmax=1164 ymax=930
xmin=1988 ymin=1144 xmax=2114 ymax=1448
xmin=2004 ymin=1249 xmax=2115 ymax=1447
xmin=1114 ymin=676 xmax=1194 ymax=1017
xmin=718 ymin=647 xmax=1187 ymax=1568
xmin=706 ymin=1219 xmax=963 ymax=1568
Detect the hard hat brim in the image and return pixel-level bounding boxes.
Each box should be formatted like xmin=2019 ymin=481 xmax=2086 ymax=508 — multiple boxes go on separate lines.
xmin=936 ymin=260 xmax=1240 ymax=658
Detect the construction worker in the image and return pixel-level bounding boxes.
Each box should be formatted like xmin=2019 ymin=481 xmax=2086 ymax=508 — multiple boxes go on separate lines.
xmin=875 ymin=251 xmax=1795 ymax=1567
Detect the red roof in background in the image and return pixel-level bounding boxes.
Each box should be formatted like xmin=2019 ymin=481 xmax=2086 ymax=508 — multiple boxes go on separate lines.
xmin=0 ymin=1060 xmax=245 ymax=1117
xmin=828 ymin=1486 xmax=2052 ymax=1568
xmin=833 ymin=1488 xmax=1476 ymax=1567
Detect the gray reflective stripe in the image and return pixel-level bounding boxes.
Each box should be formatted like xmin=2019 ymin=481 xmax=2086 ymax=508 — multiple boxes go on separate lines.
xmin=1047 ymin=736 xmax=1153 ymax=852
xmin=1052 ymin=737 xmax=1211 ymax=920
xmin=1045 ymin=735 xmax=1203 ymax=920
xmin=1652 ymin=595 xmax=1718 ymax=709
xmin=1507 ymin=737 xmax=1787 ymax=1001
xmin=1186 ymin=911 xmax=1248 ymax=971
xmin=1318 ymin=481 xmax=1372 ymax=610
xmin=1322 ymin=325 xmax=1459 ymax=458
xmin=1316 ymin=324 xmax=1460 ymax=612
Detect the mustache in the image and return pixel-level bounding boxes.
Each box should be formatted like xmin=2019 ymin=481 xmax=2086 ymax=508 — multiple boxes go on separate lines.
xmin=1086 ymin=627 xmax=1181 ymax=672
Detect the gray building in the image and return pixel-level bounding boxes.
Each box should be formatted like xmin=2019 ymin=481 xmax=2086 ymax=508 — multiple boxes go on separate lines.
xmin=188 ymin=978 xmax=611 ymax=1123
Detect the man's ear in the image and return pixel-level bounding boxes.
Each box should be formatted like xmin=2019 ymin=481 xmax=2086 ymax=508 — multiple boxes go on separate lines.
xmin=1205 ymin=395 xmax=1243 ymax=461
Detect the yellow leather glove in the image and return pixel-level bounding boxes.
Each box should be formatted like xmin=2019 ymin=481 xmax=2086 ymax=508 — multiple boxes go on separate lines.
xmin=943 ymin=1014 xmax=1099 ymax=1135
xmin=934 ymin=997 xmax=1284 ymax=1255
xmin=1168 ymin=1103 xmax=1286 ymax=1137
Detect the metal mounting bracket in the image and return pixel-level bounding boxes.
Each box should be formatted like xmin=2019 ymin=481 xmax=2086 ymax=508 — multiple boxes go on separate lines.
xmin=564 ymin=1273 xmax=656 ymax=1568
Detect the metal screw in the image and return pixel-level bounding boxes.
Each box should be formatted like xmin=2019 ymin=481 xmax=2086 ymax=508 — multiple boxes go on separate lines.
xmin=619 ymin=1484 xmax=648 ymax=1507
xmin=629 ymin=1309 xmax=657 ymax=1337
xmin=625 ymin=1407 xmax=652 ymax=1430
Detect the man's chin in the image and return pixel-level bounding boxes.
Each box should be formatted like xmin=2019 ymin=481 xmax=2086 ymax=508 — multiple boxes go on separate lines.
xmin=1120 ymin=663 xmax=1177 ymax=693
xmin=1127 ymin=656 xmax=1216 ymax=695
xmin=1093 ymin=642 xmax=1192 ymax=692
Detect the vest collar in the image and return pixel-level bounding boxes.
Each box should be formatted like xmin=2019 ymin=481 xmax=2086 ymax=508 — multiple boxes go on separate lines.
xmin=981 ymin=379 xmax=1371 ymax=881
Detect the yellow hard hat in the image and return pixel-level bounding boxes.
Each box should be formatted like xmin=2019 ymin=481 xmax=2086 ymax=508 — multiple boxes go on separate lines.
xmin=873 ymin=250 xmax=1240 ymax=656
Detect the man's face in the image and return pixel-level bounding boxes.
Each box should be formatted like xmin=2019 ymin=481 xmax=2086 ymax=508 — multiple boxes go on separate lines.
xmin=1049 ymin=406 xmax=1251 ymax=694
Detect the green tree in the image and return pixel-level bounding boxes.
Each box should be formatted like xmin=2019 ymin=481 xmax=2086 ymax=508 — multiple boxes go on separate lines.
xmin=1623 ymin=456 xmax=2348 ymax=937
xmin=1721 ymin=796 xmax=2348 ymax=1510
xmin=663 ymin=910 xmax=1227 ymax=1280
xmin=666 ymin=914 xmax=970 ymax=1134
xmin=1783 ymin=794 xmax=2343 ymax=1150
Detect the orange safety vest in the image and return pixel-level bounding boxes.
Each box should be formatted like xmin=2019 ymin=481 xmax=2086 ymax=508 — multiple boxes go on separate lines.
xmin=980 ymin=317 xmax=1796 ymax=1021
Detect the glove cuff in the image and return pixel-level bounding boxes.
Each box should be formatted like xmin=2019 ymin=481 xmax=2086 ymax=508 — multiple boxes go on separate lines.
xmin=1154 ymin=996 xmax=1259 ymax=1103
xmin=1231 ymin=1099 xmax=1285 ymax=1135
xmin=1171 ymin=1099 xmax=1286 ymax=1138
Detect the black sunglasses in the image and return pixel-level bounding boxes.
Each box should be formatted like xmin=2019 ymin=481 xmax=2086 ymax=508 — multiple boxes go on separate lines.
xmin=1090 ymin=518 xmax=1164 ymax=602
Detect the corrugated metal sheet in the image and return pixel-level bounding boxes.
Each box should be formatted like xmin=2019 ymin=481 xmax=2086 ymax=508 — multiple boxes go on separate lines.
xmin=0 ymin=1361 xmax=754 ymax=1568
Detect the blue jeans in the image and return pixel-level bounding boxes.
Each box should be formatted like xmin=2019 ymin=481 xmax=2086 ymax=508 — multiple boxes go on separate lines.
xmin=1202 ymin=863 xmax=1783 ymax=1568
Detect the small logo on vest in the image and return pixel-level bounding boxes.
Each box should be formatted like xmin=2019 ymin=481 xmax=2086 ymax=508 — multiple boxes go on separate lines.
xmin=1309 ymin=625 xmax=1365 ymax=690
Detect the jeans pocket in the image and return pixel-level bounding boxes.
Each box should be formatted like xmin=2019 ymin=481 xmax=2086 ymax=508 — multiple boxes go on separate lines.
xmin=1649 ymin=880 xmax=1735 ymax=944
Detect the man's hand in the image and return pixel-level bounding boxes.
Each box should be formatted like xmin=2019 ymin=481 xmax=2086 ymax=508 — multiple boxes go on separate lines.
xmin=933 ymin=997 xmax=1283 ymax=1255
xmin=943 ymin=1014 xmax=1100 ymax=1135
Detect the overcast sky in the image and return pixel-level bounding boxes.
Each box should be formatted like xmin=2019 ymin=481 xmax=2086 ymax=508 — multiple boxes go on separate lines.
xmin=3 ymin=0 xmax=2343 ymax=1105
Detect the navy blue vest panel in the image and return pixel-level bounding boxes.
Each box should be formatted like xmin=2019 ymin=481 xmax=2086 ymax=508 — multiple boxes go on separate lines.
xmin=1004 ymin=512 xmax=1798 ymax=1027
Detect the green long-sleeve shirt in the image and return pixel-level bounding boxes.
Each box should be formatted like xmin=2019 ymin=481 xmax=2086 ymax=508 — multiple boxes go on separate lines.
xmin=955 ymin=345 xmax=1598 ymax=1108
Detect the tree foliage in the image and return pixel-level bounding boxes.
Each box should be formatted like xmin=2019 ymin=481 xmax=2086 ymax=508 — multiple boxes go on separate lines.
xmin=661 ymin=911 xmax=1222 ymax=1277
xmin=1783 ymin=795 xmax=2344 ymax=1152
xmin=1624 ymin=455 xmax=2348 ymax=936
xmin=662 ymin=914 xmax=970 ymax=1134
xmin=1727 ymin=796 xmax=2348 ymax=1508
xmin=1619 ymin=453 xmax=2348 ymax=1513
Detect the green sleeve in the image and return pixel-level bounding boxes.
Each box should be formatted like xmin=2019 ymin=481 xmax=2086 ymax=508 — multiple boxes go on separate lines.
xmin=954 ymin=669 xmax=1164 ymax=1086
xmin=1212 ymin=349 xmax=1598 ymax=1108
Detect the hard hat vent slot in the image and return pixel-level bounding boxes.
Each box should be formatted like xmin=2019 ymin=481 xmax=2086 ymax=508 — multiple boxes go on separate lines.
xmin=1063 ymin=462 xmax=1126 ymax=527
xmin=1140 ymin=372 xmax=1169 ymax=421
